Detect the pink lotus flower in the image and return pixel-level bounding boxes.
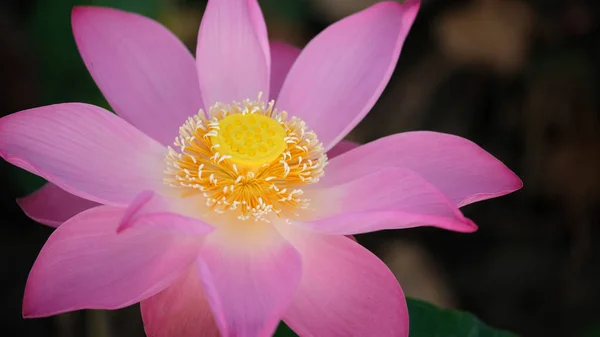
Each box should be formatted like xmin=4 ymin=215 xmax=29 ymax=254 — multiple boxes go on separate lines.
xmin=0 ymin=0 xmax=521 ymax=336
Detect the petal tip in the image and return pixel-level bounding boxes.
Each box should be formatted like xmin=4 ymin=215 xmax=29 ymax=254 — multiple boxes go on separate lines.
xmin=495 ymin=167 xmax=524 ymax=196
xmin=71 ymin=5 xmax=85 ymax=16
xmin=22 ymin=285 xmax=43 ymax=318
xmin=377 ymin=0 xmax=421 ymax=27
xmin=21 ymin=301 xmax=32 ymax=318
xmin=403 ymin=0 xmax=422 ymax=9
xmin=374 ymin=0 xmax=420 ymax=13
xmin=462 ymin=218 xmax=479 ymax=233
xmin=71 ymin=5 xmax=98 ymax=22
xmin=71 ymin=6 xmax=133 ymax=33
xmin=72 ymin=6 xmax=122 ymax=32
xmin=22 ymin=264 xmax=47 ymax=318
xmin=511 ymin=174 xmax=524 ymax=191
xmin=15 ymin=197 xmax=62 ymax=228
xmin=21 ymin=302 xmax=45 ymax=319
xmin=21 ymin=309 xmax=34 ymax=319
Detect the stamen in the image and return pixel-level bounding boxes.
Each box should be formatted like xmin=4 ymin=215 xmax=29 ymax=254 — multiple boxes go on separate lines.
xmin=164 ymin=94 xmax=327 ymax=222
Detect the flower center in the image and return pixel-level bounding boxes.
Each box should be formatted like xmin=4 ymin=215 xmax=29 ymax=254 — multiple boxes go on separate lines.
xmin=164 ymin=94 xmax=326 ymax=222
xmin=211 ymin=114 xmax=286 ymax=166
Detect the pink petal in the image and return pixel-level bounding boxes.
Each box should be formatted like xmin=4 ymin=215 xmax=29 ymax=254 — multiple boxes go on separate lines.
xmin=278 ymin=227 xmax=409 ymax=337
xmin=196 ymin=0 xmax=270 ymax=106
xmin=326 ymin=140 xmax=360 ymax=159
xmin=269 ymin=41 xmax=300 ymax=101
xmin=196 ymin=224 xmax=302 ymax=337
xmin=23 ymin=206 xmax=205 ymax=317
xmin=324 ymin=131 xmax=523 ymax=207
xmin=301 ymin=167 xmax=476 ymax=235
xmin=249 ymin=1 xmax=270 ymax=65
xmin=276 ymin=1 xmax=420 ymax=150
xmin=0 ymin=103 xmax=166 ymax=206
xmin=17 ymin=183 xmax=98 ymax=228
xmin=141 ymin=265 xmax=220 ymax=337
xmin=72 ymin=6 xmax=203 ymax=146
xmin=117 ymin=190 xmax=214 ymax=236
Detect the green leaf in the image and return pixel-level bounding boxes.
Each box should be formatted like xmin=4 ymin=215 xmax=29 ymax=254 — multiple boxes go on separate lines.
xmin=273 ymin=298 xmax=517 ymax=337
xmin=407 ymin=298 xmax=517 ymax=337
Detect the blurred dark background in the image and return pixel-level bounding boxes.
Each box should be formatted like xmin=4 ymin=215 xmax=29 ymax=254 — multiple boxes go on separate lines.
xmin=1 ymin=0 xmax=599 ymax=336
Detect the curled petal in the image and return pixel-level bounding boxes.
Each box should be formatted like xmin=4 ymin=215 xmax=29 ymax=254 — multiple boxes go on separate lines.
xmin=17 ymin=183 xmax=98 ymax=228
xmin=23 ymin=206 xmax=204 ymax=317
xmin=117 ymin=190 xmax=214 ymax=236
xmin=324 ymin=131 xmax=522 ymax=207
xmin=0 ymin=103 xmax=166 ymax=206
xmin=196 ymin=0 xmax=270 ymax=106
xmin=301 ymin=167 xmax=475 ymax=235
xmin=141 ymin=265 xmax=220 ymax=337
xmin=196 ymin=223 xmax=302 ymax=337
xmin=72 ymin=6 xmax=203 ymax=145
xmin=278 ymin=226 xmax=409 ymax=337
xmin=276 ymin=1 xmax=420 ymax=150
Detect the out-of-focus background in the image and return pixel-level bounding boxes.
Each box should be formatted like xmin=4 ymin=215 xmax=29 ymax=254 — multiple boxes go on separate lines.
xmin=1 ymin=0 xmax=599 ymax=336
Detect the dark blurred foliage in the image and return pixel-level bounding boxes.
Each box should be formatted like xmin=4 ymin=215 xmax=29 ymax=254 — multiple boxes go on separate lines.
xmin=1 ymin=0 xmax=599 ymax=336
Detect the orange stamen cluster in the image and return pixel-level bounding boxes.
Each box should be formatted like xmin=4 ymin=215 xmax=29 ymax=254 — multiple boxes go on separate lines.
xmin=164 ymin=94 xmax=326 ymax=221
